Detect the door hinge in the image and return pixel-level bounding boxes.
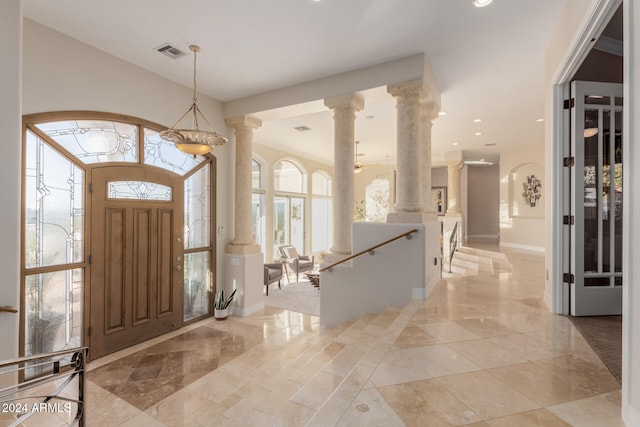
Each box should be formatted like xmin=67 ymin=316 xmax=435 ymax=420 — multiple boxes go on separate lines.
xmin=563 ymin=215 xmax=574 ymax=225
xmin=89 ymin=183 xmax=93 ymax=193
xmin=563 ymin=98 xmax=575 ymax=109
xmin=87 ymin=327 xmax=92 ymax=337
xmin=563 ymin=157 xmax=575 ymax=167
xmin=563 ymin=273 xmax=575 ymax=284
xmin=88 ymin=255 xmax=92 ymax=265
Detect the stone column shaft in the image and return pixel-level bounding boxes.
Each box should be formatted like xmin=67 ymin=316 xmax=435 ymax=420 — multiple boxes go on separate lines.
xmin=387 ymin=80 xmax=439 ymax=223
xmin=225 ymin=115 xmax=262 ymax=254
xmin=446 ymin=161 xmax=462 ymax=214
xmin=324 ymin=94 xmax=364 ymax=255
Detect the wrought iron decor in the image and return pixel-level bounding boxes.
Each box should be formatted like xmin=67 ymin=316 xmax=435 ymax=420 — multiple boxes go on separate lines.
xmin=522 ymin=174 xmax=542 ymax=207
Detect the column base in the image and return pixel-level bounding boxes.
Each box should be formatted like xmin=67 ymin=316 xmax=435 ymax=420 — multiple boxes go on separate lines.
xmin=223 ymin=252 xmax=264 ymax=317
xmin=225 ymin=242 xmax=261 ymax=255
xmin=322 ymin=251 xmax=351 ymax=266
xmin=387 ymin=211 xmax=439 ymax=224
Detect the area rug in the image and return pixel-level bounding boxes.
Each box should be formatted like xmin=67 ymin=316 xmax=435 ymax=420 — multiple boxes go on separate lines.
xmin=264 ymin=280 xmax=320 ymax=317
xmin=568 ymin=315 xmax=622 ymax=384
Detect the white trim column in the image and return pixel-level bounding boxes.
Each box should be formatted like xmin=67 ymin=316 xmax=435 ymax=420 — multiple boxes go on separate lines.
xmin=324 ymin=93 xmax=364 ymax=257
xmin=0 ymin=0 xmax=21 ymax=367
xmin=223 ymin=115 xmax=263 ymax=317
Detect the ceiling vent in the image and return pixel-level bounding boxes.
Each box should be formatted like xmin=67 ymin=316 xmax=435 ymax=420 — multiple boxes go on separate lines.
xmin=294 ymin=126 xmax=311 ymax=132
xmin=155 ymin=43 xmax=187 ymax=59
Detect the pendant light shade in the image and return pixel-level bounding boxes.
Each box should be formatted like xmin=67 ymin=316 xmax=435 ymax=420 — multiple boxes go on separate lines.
xmin=160 ymin=45 xmax=227 ymax=155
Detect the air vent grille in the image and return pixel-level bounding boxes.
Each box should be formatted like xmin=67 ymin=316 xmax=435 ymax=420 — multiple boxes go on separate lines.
xmin=294 ymin=126 xmax=311 ymax=132
xmin=155 ymin=43 xmax=187 ymax=59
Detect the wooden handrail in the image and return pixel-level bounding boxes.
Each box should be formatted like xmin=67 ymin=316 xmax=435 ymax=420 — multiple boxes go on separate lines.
xmin=320 ymin=229 xmax=419 ymax=272
xmin=0 ymin=306 xmax=17 ymax=314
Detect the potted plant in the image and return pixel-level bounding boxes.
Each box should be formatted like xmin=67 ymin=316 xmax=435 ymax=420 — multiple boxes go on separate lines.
xmin=214 ymin=288 xmax=237 ymax=320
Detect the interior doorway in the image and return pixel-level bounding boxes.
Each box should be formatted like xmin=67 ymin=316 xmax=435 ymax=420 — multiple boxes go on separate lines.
xmin=568 ymin=81 xmax=623 ymax=316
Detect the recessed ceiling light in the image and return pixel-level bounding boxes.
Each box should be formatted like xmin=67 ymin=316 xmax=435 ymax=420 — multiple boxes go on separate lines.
xmin=475 ymin=132 xmax=482 ymax=136
xmin=453 ymin=142 xmax=459 ymax=146
xmin=473 ymin=0 xmax=493 ymax=7
xmin=439 ymin=111 xmax=447 ymax=116
xmin=536 ymin=118 xmax=544 ymax=122
xmin=473 ymin=119 xmax=482 ymax=123
xmin=294 ymin=126 xmax=311 ymax=132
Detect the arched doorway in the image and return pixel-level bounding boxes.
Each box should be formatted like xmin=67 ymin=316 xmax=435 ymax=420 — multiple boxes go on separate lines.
xmin=22 ymin=112 xmax=216 ymax=364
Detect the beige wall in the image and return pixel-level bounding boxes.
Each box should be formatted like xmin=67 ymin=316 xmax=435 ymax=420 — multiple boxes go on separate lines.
xmin=253 ymin=142 xmax=333 ymax=261
xmin=500 ymin=144 xmax=545 ymax=251
xmin=466 ymin=165 xmax=500 ymax=240
xmin=0 ymin=0 xmax=22 ymax=364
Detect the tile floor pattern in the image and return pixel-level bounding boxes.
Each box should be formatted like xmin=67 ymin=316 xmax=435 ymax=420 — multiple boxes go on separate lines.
xmin=77 ymin=245 xmax=624 ymax=427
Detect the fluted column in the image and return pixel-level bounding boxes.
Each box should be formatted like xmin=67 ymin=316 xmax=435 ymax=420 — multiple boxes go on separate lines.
xmin=225 ymin=115 xmax=262 ymax=255
xmin=446 ymin=160 xmax=462 ymax=214
xmin=324 ymin=93 xmax=364 ymax=255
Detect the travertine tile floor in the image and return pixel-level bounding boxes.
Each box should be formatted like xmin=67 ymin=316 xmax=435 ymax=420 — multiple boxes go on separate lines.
xmin=77 ymin=245 xmax=624 ymax=426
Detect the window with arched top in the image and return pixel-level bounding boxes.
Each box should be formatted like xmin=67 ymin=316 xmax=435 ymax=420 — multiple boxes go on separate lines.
xmin=252 ymin=159 xmax=266 ymax=255
xmin=273 ymin=159 xmax=306 ymax=255
xmin=311 ymin=171 xmax=333 ymax=253
xmin=274 ymin=159 xmax=305 ymax=193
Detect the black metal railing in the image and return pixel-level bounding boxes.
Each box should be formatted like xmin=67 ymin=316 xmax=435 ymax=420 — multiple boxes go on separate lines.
xmin=449 ymin=222 xmax=459 ymax=273
xmin=320 ymin=229 xmax=419 ymax=272
xmin=0 ymin=347 xmax=88 ymax=427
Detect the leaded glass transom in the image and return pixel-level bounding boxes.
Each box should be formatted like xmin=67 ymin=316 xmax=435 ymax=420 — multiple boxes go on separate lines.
xmin=35 ymin=120 xmax=137 ymax=164
xmin=144 ymin=128 xmax=203 ymax=175
xmin=107 ymin=181 xmax=172 ymax=201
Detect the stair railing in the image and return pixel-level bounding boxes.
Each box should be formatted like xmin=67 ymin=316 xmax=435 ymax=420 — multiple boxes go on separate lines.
xmin=0 ymin=347 xmax=88 ymax=427
xmin=320 ymin=229 xmax=419 ymax=272
xmin=449 ymin=221 xmax=459 ymax=273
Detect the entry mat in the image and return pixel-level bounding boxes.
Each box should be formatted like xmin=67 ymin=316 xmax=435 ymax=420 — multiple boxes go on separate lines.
xmin=568 ymin=315 xmax=622 ymax=384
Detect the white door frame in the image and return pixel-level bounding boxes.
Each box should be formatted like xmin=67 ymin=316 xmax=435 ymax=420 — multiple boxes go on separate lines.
xmin=549 ymin=0 xmax=622 ymax=315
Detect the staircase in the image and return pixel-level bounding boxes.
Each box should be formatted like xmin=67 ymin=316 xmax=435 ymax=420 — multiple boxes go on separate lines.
xmin=445 ymin=246 xmax=513 ymax=277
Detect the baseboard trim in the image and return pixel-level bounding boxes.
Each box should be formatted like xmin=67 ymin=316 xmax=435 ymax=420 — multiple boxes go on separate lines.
xmin=425 ymin=274 xmax=440 ymax=298
xmin=233 ymin=301 xmax=264 ymax=317
xmin=625 ymin=404 xmax=640 ymax=427
xmin=499 ymin=242 xmax=545 ymax=253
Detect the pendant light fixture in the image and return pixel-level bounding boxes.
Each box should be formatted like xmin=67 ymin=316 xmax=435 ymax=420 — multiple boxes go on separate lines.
xmin=354 ymin=140 xmax=364 ymax=174
xmin=160 ymin=45 xmax=227 ymax=155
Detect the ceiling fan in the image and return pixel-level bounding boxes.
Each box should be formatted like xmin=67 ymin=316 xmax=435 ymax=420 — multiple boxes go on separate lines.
xmin=354 ymin=140 xmax=367 ymax=174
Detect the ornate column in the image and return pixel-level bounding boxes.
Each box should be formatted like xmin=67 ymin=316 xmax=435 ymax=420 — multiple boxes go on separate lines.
xmin=387 ymin=80 xmax=438 ymax=223
xmin=223 ymin=115 xmax=263 ymax=317
xmin=444 ymin=151 xmax=465 ymax=254
xmin=225 ymin=115 xmax=262 ymax=254
xmin=324 ymin=93 xmax=364 ymax=256
xmin=446 ymin=160 xmax=463 ymax=214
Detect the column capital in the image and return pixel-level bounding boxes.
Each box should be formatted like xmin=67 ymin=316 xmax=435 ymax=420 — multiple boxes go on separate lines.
xmin=387 ymin=79 xmax=428 ymax=99
xmin=225 ymin=115 xmax=262 ymax=131
xmin=324 ymin=93 xmax=364 ymax=112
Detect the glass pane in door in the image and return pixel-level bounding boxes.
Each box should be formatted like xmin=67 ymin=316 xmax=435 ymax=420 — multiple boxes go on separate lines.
xmin=583 ymin=109 xmax=599 ymax=274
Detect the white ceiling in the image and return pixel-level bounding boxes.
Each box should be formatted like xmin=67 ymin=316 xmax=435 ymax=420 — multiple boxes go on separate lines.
xmin=23 ymin=0 xmax=566 ymax=166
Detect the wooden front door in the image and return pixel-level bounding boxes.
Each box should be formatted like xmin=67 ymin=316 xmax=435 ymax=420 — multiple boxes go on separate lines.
xmin=89 ymin=166 xmax=184 ymax=358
